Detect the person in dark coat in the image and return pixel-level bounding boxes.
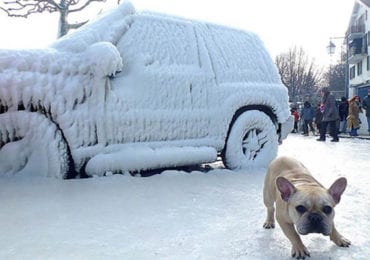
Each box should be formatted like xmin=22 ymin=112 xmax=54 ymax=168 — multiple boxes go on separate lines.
xmin=300 ymin=101 xmax=315 ymax=136
xmin=317 ymin=87 xmax=340 ymax=142
xmin=338 ymin=96 xmax=349 ymax=133
xmin=362 ymin=89 xmax=370 ymax=134
xmin=314 ymin=103 xmax=323 ymax=135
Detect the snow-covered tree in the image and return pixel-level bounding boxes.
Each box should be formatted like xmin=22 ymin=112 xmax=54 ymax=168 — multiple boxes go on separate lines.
xmin=0 ymin=0 xmax=107 ymax=37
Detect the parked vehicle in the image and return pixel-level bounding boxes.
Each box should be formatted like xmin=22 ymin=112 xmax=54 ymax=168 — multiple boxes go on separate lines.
xmin=0 ymin=3 xmax=293 ymax=178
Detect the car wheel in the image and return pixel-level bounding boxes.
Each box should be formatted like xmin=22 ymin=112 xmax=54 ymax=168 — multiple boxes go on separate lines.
xmin=222 ymin=110 xmax=278 ymax=169
xmin=0 ymin=111 xmax=74 ymax=178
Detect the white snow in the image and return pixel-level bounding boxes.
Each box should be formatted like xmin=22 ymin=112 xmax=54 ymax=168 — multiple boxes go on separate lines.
xmin=0 ymin=134 xmax=369 ymax=259
xmin=85 ymin=146 xmax=217 ymax=175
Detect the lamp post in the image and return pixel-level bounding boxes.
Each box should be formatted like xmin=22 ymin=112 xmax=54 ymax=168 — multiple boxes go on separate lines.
xmin=326 ymin=40 xmax=336 ymax=56
xmin=326 ymin=37 xmax=347 ymax=98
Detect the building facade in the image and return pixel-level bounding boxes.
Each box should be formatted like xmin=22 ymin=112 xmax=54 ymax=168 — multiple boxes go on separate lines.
xmin=346 ymin=0 xmax=370 ymax=134
xmin=347 ymin=0 xmax=370 ymax=98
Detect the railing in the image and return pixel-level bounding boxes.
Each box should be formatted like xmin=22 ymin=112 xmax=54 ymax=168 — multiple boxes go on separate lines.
xmin=347 ymin=24 xmax=366 ymax=40
xmin=348 ymin=46 xmax=366 ymax=64
xmin=349 ymin=24 xmax=365 ymax=34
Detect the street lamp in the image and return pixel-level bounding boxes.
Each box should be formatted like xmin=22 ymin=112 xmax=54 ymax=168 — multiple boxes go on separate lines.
xmin=326 ymin=40 xmax=336 ymax=56
xmin=326 ymin=37 xmax=347 ymax=98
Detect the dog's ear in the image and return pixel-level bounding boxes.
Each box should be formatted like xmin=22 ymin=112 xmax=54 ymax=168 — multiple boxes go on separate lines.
xmin=276 ymin=177 xmax=297 ymax=202
xmin=328 ymin=177 xmax=347 ymax=204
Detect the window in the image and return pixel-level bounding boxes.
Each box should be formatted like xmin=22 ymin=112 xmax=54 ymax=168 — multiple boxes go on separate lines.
xmin=117 ymin=16 xmax=198 ymax=67
xmin=367 ymin=56 xmax=370 ymax=71
xmin=357 ymin=61 xmax=363 ymax=75
xmin=350 ymin=66 xmax=356 ymax=79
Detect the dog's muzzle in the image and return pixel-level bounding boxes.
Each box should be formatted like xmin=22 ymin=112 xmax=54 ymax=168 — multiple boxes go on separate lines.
xmin=298 ymin=213 xmax=330 ymax=235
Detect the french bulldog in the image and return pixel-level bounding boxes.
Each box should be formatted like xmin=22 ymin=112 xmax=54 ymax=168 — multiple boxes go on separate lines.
xmin=263 ymin=156 xmax=351 ymax=259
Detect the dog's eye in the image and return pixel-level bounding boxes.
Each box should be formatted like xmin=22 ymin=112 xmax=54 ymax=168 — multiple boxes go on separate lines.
xmin=295 ymin=205 xmax=307 ymax=214
xmin=323 ymin=206 xmax=332 ymax=215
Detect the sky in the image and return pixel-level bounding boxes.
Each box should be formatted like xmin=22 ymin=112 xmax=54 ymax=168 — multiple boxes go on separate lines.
xmin=0 ymin=0 xmax=355 ymax=66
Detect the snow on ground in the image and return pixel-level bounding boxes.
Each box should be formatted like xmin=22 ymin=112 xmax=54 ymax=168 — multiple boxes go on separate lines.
xmin=0 ymin=134 xmax=369 ymax=259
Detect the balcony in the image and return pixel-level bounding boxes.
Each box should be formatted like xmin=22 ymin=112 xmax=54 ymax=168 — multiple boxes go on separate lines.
xmin=348 ymin=38 xmax=367 ymax=64
xmin=347 ymin=24 xmax=366 ymax=41
xmin=348 ymin=46 xmax=366 ymax=64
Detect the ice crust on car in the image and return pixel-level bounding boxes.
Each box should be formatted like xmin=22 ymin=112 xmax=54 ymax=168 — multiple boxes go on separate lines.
xmin=0 ymin=2 xmax=292 ymax=177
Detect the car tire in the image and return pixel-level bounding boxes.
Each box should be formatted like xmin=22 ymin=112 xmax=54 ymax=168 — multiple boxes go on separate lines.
xmin=0 ymin=111 xmax=74 ymax=178
xmin=222 ymin=110 xmax=278 ymax=169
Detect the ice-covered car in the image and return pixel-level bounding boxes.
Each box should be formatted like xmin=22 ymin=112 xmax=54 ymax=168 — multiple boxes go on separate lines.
xmin=0 ymin=3 xmax=293 ymax=178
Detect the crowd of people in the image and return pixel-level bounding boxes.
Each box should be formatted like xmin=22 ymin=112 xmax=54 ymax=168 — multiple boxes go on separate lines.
xmin=290 ymin=88 xmax=370 ymax=142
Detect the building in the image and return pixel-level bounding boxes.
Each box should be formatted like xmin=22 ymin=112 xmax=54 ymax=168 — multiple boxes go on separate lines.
xmin=346 ymin=0 xmax=370 ymax=135
xmin=347 ymin=0 xmax=370 ymax=98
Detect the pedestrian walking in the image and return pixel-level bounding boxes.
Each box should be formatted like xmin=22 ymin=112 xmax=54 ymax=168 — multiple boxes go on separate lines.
xmin=347 ymin=95 xmax=363 ymax=137
xmin=300 ymin=101 xmax=315 ymax=136
xmin=291 ymin=107 xmax=300 ymax=133
xmin=362 ymin=89 xmax=370 ymax=135
xmin=338 ymin=96 xmax=349 ymax=133
xmin=317 ymin=87 xmax=340 ymax=142
xmin=314 ymin=103 xmax=323 ymax=135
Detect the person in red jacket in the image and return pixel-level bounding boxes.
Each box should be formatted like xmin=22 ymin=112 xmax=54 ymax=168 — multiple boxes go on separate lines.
xmin=291 ymin=107 xmax=300 ymax=133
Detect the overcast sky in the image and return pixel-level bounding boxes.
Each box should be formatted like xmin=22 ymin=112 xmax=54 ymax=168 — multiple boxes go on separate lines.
xmin=0 ymin=0 xmax=355 ymax=67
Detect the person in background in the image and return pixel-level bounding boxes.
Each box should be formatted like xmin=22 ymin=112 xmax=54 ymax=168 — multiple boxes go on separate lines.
xmin=314 ymin=103 xmax=323 ymax=135
xmin=291 ymin=107 xmax=299 ymax=133
xmin=300 ymin=101 xmax=315 ymax=136
xmin=338 ymin=96 xmax=349 ymax=134
xmin=317 ymin=87 xmax=340 ymax=142
xmin=347 ymin=95 xmax=363 ymax=136
xmin=362 ymin=89 xmax=370 ymax=135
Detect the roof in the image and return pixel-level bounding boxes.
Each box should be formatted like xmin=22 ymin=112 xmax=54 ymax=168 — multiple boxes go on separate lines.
xmin=359 ymin=0 xmax=370 ymax=8
xmin=347 ymin=0 xmax=369 ymax=30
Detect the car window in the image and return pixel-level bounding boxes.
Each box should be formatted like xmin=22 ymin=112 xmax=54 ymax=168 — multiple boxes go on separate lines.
xmin=205 ymin=25 xmax=279 ymax=84
xmin=116 ymin=14 xmax=199 ymax=68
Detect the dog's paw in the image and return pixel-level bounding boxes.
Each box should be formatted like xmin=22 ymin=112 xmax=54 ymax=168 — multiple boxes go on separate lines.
xmin=333 ymin=236 xmax=351 ymax=247
xmin=263 ymin=221 xmax=275 ymax=229
xmin=291 ymin=244 xmax=310 ymax=259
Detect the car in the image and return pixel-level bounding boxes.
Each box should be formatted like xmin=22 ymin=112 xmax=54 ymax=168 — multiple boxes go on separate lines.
xmin=0 ymin=3 xmax=293 ymax=178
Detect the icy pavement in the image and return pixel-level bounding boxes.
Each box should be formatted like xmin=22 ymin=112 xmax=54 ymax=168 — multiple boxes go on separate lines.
xmin=0 ymin=134 xmax=369 ymax=259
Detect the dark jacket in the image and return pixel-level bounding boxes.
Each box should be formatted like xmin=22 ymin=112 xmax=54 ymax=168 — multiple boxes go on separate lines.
xmin=300 ymin=102 xmax=315 ymax=121
xmin=363 ymin=95 xmax=370 ymax=117
xmin=338 ymin=99 xmax=349 ymax=121
xmin=322 ymin=92 xmax=339 ymax=122
xmin=315 ymin=106 xmax=323 ymax=124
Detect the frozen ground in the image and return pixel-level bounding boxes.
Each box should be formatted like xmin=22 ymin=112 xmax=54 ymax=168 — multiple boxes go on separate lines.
xmin=0 ymin=134 xmax=369 ymax=259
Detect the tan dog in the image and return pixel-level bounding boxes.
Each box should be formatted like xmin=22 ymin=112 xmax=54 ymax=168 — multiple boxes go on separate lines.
xmin=263 ymin=156 xmax=350 ymax=259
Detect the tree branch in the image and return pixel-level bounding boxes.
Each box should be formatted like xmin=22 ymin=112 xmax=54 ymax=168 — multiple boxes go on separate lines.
xmin=0 ymin=0 xmax=58 ymax=17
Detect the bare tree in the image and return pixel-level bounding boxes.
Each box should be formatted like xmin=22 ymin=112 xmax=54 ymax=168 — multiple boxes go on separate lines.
xmin=275 ymin=46 xmax=323 ymax=103
xmin=322 ymin=51 xmax=346 ymax=99
xmin=1 ymin=0 xmax=107 ymax=37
